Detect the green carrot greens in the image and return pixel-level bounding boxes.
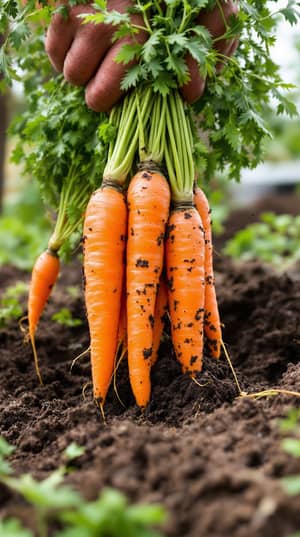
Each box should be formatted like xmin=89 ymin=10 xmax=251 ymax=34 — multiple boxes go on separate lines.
xmin=1 ymin=0 xmax=300 ymax=185
xmin=10 ymin=78 xmax=108 ymax=258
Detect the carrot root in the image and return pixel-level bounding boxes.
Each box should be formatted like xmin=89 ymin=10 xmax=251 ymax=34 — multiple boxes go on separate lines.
xmin=194 ymin=186 xmax=222 ymax=359
xmin=127 ymin=169 xmax=170 ymax=408
xmin=166 ymin=206 xmax=205 ymax=375
xmin=28 ymin=248 xmax=60 ymax=383
xmin=83 ymin=184 xmax=127 ymax=405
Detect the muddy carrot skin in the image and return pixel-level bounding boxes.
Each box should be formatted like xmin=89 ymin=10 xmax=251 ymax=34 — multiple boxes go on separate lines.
xmin=166 ymin=205 xmax=205 ymax=375
xmin=117 ymin=282 xmax=127 ymax=352
xmin=83 ymin=184 xmax=127 ymax=405
xmin=126 ymin=168 xmax=170 ymax=408
xmin=151 ymin=276 xmax=169 ymax=367
xmin=194 ymin=186 xmax=222 ymax=358
xmin=28 ymin=248 xmax=60 ymax=384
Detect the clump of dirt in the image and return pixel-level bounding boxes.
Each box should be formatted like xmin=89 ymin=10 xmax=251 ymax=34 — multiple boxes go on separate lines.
xmin=1 ymin=193 xmax=300 ymax=537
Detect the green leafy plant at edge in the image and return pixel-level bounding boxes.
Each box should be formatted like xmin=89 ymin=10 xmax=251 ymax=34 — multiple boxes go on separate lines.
xmin=279 ymin=409 xmax=300 ymax=537
xmin=0 ymin=436 xmax=167 ymax=537
xmin=0 ymin=281 xmax=28 ymax=327
xmin=51 ymin=308 xmax=83 ymax=327
xmin=224 ymin=212 xmax=300 ymax=271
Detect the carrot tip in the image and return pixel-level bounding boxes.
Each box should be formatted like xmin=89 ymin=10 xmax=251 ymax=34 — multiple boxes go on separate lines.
xmin=95 ymin=399 xmax=106 ymax=424
xmin=29 ymin=333 xmax=43 ymax=386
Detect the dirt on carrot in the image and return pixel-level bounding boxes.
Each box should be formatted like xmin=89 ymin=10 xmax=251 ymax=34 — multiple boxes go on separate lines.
xmin=1 ymin=195 xmax=300 ymax=537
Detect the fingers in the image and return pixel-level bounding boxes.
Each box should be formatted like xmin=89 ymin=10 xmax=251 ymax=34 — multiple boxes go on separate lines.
xmin=46 ymin=5 xmax=113 ymax=86
xmin=180 ymin=55 xmax=206 ymax=105
xmin=199 ymin=0 xmax=238 ymax=40
xmin=85 ymin=38 xmax=137 ymax=112
xmin=63 ymin=24 xmax=112 ymax=86
xmin=45 ymin=1 xmax=146 ymax=111
xmin=45 ymin=1 xmax=239 ymax=111
xmin=45 ymin=10 xmax=74 ymax=72
xmin=182 ymin=0 xmax=239 ymax=104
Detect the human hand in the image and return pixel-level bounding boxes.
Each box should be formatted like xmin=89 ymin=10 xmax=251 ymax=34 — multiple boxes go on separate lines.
xmin=45 ymin=1 xmax=239 ymax=112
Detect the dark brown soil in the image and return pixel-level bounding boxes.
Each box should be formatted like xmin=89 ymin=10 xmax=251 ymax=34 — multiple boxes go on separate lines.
xmin=1 ymin=193 xmax=300 ymax=537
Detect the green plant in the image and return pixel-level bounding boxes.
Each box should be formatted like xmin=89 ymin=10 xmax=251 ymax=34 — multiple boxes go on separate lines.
xmin=0 ymin=183 xmax=52 ymax=270
xmin=0 ymin=281 xmax=28 ymax=327
xmin=0 ymin=437 xmax=167 ymax=537
xmin=280 ymin=409 xmax=300 ymax=537
xmin=51 ymin=308 xmax=83 ymax=328
xmin=66 ymin=287 xmax=81 ymax=300
xmin=0 ymin=518 xmax=34 ymax=537
xmin=223 ymin=212 xmax=300 ymax=271
xmin=280 ymin=409 xmax=300 ymax=497
xmin=205 ymin=178 xmax=232 ymax=235
xmin=1 ymin=1 xmax=300 ymax=183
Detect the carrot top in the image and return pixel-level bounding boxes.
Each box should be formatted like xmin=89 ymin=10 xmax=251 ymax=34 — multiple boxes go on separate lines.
xmin=164 ymin=91 xmax=195 ymax=203
xmin=10 ymin=79 xmax=108 ymax=259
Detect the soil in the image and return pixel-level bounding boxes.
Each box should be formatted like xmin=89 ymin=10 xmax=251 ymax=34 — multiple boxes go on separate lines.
xmin=1 ymin=193 xmax=300 ymax=537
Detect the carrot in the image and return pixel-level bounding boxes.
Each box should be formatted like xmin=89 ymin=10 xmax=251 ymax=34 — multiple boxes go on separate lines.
xmin=126 ymin=167 xmax=170 ymax=408
xmin=165 ymin=205 xmax=205 ymax=375
xmin=151 ymin=275 xmax=169 ymax=367
xmin=28 ymin=248 xmax=60 ymax=384
xmin=83 ymin=183 xmax=127 ymax=406
xmin=117 ymin=282 xmax=127 ymax=352
xmin=194 ymin=186 xmax=222 ymax=358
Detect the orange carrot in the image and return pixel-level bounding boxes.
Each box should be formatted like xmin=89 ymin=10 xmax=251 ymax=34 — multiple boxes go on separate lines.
xmin=83 ymin=183 xmax=127 ymax=406
xmin=126 ymin=168 xmax=170 ymax=408
xmin=28 ymin=248 xmax=60 ymax=384
xmin=117 ymin=281 xmax=127 ymax=352
xmin=194 ymin=186 xmax=222 ymax=358
xmin=151 ymin=276 xmax=168 ymax=367
xmin=166 ymin=205 xmax=205 ymax=375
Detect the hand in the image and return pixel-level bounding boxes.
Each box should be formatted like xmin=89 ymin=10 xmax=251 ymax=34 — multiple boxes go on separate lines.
xmin=46 ymin=0 xmax=146 ymax=112
xmin=45 ymin=1 xmax=239 ymax=112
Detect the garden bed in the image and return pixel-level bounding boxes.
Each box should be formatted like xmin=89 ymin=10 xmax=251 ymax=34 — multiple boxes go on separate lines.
xmin=1 ymin=194 xmax=300 ymax=537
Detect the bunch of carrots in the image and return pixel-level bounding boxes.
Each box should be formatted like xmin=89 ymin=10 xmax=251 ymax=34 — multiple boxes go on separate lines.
xmin=27 ymin=86 xmax=222 ymax=411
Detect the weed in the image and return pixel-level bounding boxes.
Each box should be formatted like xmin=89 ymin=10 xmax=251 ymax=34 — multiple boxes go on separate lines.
xmin=0 ymin=437 xmax=167 ymax=537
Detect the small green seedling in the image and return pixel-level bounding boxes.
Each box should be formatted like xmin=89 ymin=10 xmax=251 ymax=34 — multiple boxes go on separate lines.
xmin=0 ymin=437 xmax=167 ymax=537
xmin=0 ymin=282 xmax=28 ymax=327
xmin=0 ymin=518 xmax=34 ymax=537
xmin=66 ymin=286 xmax=81 ymax=299
xmin=224 ymin=213 xmax=300 ymax=271
xmin=51 ymin=308 xmax=83 ymax=328
xmin=280 ymin=409 xmax=300 ymax=497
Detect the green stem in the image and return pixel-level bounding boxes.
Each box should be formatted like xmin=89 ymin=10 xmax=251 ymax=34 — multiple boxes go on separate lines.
xmin=136 ymin=0 xmax=152 ymax=34
xmin=216 ymin=0 xmax=230 ymax=31
xmin=154 ymin=0 xmax=163 ymax=17
xmin=104 ymin=87 xmax=154 ymax=182
xmin=175 ymin=91 xmax=194 ymax=192
xmin=144 ymin=92 xmax=166 ymax=164
xmin=104 ymin=92 xmax=138 ymax=183
xmin=171 ymin=92 xmax=186 ymax=182
xmin=165 ymin=95 xmax=184 ymax=194
xmin=37 ymin=510 xmax=48 ymax=537
xmin=164 ymin=141 xmax=181 ymax=201
xmin=136 ymin=90 xmax=147 ymax=162
xmin=48 ymin=163 xmax=93 ymax=251
xmin=178 ymin=1 xmax=188 ymax=34
xmin=164 ymin=90 xmax=194 ymax=202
